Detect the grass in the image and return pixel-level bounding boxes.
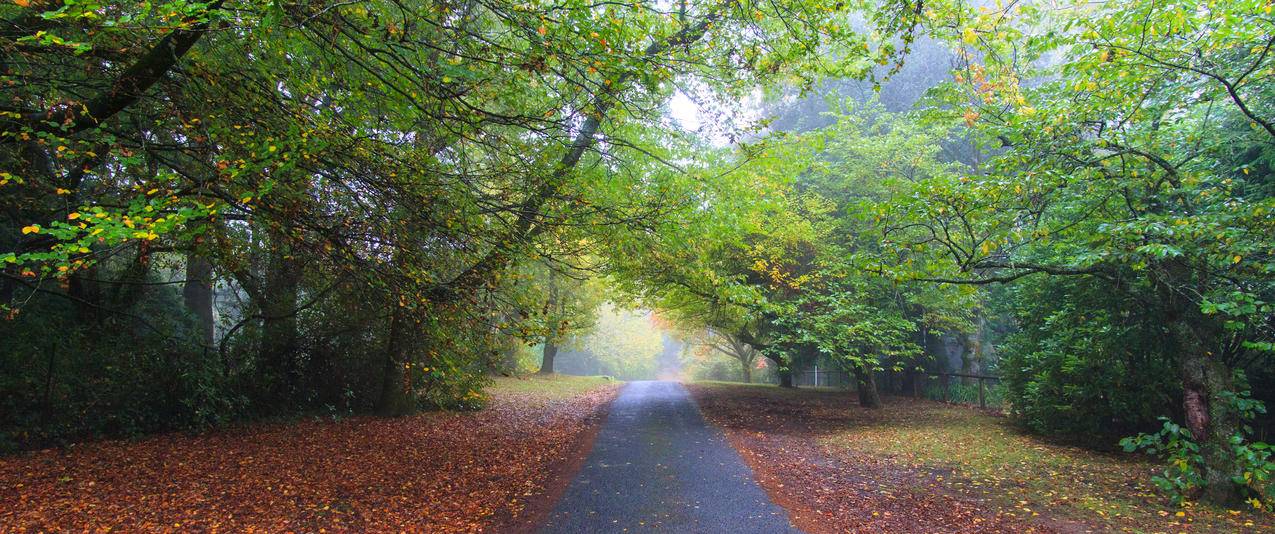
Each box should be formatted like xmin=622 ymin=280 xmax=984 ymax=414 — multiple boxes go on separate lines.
xmin=821 ymin=399 xmax=1271 ymax=532
xmin=489 ymin=374 xmax=618 ymax=400
xmin=691 ymin=379 xmax=777 ymax=387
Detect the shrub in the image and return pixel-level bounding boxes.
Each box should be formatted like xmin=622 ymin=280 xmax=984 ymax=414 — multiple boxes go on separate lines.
xmin=1122 ymin=388 xmax=1274 ymax=510
xmin=999 ymin=276 xmax=1179 ymax=436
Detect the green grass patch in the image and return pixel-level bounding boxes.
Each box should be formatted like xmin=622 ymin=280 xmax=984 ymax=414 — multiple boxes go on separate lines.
xmin=691 ymin=380 xmax=778 ymax=388
xmin=488 ymin=374 xmax=618 ymax=400
xmin=823 ymin=400 xmax=1270 ymax=532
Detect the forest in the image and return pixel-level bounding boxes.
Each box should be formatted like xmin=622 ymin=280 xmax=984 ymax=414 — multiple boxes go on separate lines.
xmin=1 ymin=0 xmax=1273 ymax=527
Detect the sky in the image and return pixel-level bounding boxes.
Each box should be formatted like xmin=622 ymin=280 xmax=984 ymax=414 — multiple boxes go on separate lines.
xmin=668 ymin=91 xmax=702 ymax=131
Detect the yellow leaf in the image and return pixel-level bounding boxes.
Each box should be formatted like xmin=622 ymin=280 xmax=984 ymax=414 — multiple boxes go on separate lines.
xmin=20 ymin=224 xmax=40 ymax=234
xmin=962 ymin=27 xmax=978 ymax=44
xmin=1233 ymin=255 xmax=1242 ymax=264
xmin=67 ymin=213 xmax=80 ymax=220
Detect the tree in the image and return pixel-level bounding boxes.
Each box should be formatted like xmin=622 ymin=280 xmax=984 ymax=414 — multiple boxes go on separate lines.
xmin=526 ymin=261 xmax=604 ymax=375
xmin=696 ymin=329 xmax=762 ymax=383
xmin=4 ymin=0 xmax=936 ymax=445
xmin=872 ymin=0 xmax=1275 ymax=505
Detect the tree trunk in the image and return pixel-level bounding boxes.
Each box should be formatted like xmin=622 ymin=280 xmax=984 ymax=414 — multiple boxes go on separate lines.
xmin=66 ymin=264 xmax=101 ymax=324
xmin=1155 ymin=258 xmax=1242 ymax=507
xmin=260 ymin=237 xmax=301 ymax=398
xmin=778 ymin=367 xmax=794 ymax=388
xmin=740 ymin=359 xmax=752 ymax=384
xmin=183 ymin=254 xmax=215 ymax=347
xmin=854 ymin=366 xmax=882 ymax=408
xmin=960 ymin=316 xmax=987 ymax=385
xmin=538 ymin=339 xmax=557 ymax=375
xmin=1177 ymin=323 xmax=1242 ymax=506
xmin=376 ymin=303 xmax=416 ymax=416
xmin=538 ymin=268 xmax=559 ymax=375
xmin=501 ymin=338 xmax=521 ymax=375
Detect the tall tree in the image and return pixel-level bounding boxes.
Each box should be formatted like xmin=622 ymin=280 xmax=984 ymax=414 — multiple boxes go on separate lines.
xmin=874 ymin=0 xmax=1275 ymax=505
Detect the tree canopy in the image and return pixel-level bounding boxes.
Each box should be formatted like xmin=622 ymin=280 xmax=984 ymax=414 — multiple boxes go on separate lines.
xmin=2 ymin=0 xmax=1273 ymax=511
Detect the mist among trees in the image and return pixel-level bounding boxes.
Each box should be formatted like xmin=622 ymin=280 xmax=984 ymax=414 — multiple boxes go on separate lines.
xmin=3 ymin=0 xmax=1273 ymax=514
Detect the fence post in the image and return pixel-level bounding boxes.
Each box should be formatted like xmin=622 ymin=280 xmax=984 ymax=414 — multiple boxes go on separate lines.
xmin=978 ymin=378 xmax=986 ymax=409
xmin=940 ymin=374 xmax=949 ymax=403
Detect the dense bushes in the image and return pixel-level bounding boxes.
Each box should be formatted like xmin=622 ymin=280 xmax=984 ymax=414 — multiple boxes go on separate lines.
xmin=0 ymin=276 xmax=240 ymax=451
xmin=0 ymin=254 xmax=504 ymax=450
xmin=1000 ymin=276 xmax=1180 ymax=437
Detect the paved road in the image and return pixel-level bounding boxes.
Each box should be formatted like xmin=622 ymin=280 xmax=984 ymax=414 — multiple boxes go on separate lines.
xmin=541 ymin=381 xmax=800 ymax=533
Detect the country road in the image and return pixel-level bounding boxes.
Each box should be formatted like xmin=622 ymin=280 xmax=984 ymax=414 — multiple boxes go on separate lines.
xmin=541 ymin=381 xmax=799 ymax=533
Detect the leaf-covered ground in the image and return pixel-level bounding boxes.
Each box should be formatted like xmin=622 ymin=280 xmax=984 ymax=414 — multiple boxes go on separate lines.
xmin=0 ymin=375 xmax=620 ymax=533
xmin=688 ymin=382 xmax=1275 ymax=534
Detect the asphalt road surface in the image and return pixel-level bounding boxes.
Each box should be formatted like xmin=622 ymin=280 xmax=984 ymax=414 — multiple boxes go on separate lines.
xmin=541 ymin=381 xmax=800 ymax=533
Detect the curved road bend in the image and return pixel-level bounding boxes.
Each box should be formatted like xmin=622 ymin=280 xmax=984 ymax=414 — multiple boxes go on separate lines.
xmin=541 ymin=381 xmax=800 ymax=533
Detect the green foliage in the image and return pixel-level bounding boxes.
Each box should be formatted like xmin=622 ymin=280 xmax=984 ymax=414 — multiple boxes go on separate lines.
xmin=0 ymin=270 xmax=242 ymax=451
xmin=922 ymin=381 xmax=1004 ymax=408
xmin=849 ymin=0 xmax=1275 ymax=506
xmin=4 ymin=0 xmax=929 ymax=446
xmin=516 ymin=261 xmax=606 ymax=348
xmin=1120 ymin=416 xmax=1275 ymax=511
xmin=1123 ymin=386 xmax=1275 ymax=511
xmin=563 ymin=306 xmax=664 ymax=380
xmin=999 ymin=276 xmax=1179 ymax=435
xmin=1121 ymin=419 xmax=1207 ymax=505
xmin=1231 ymin=437 xmax=1275 ymax=511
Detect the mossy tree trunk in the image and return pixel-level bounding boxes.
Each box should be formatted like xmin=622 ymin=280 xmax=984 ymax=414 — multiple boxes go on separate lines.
xmin=377 ymin=303 xmax=416 ymax=416
xmin=183 ymin=254 xmax=215 ymax=347
xmin=854 ymin=366 xmax=882 ymax=409
xmin=1176 ymin=321 xmax=1242 ymax=506
xmin=538 ymin=340 xmax=557 ymax=375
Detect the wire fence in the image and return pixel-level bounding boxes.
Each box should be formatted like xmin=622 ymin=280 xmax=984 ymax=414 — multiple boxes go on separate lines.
xmin=792 ymin=366 xmax=852 ymax=388
xmin=792 ymin=368 xmax=1004 ymax=409
xmin=909 ymin=372 xmax=1004 ymax=409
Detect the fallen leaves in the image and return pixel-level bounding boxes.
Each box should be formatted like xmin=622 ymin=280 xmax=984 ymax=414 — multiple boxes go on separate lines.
xmin=689 ymin=383 xmax=1275 ymax=533
xmin=0 ymin=376 xmax=620 ymax=533
xmin=690 ymin=384 xmax=1038 ymax=533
